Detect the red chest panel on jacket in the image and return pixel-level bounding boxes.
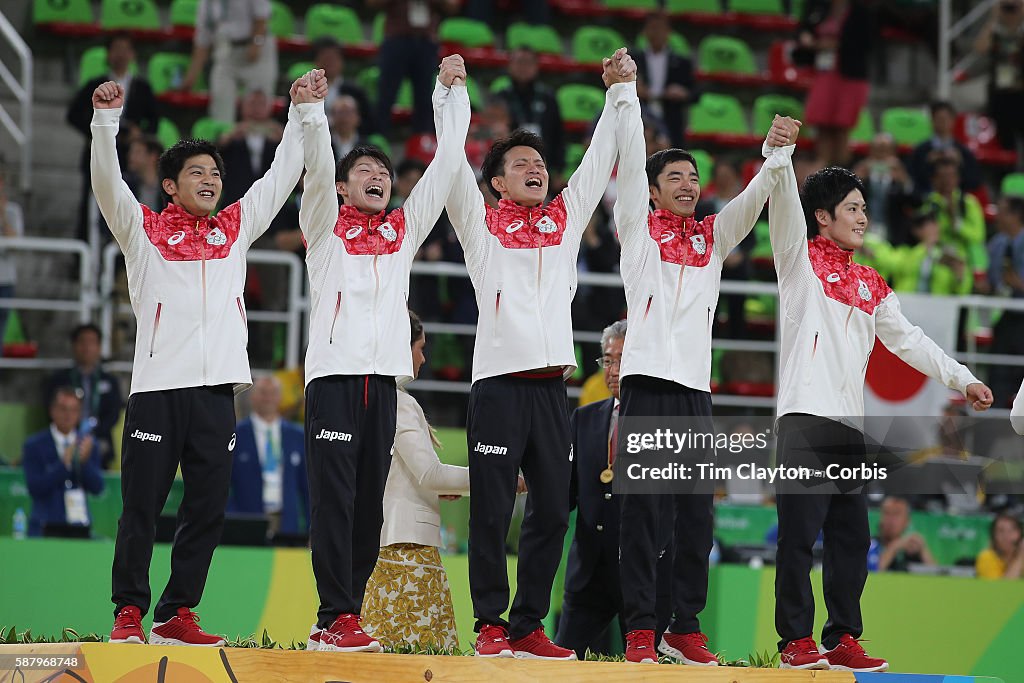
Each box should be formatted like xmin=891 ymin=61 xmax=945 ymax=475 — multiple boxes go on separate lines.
xmin=334 ymin=206 xmax=407 ymax=255
xmin=484 ymin=196 xmax=568 ymax=249
xmin=648 ymin=210 xmax=715 ymax=267
xmin=808 ymin=237 xmax=891 ymax=314
xmin=142 ymin=202 xmax=241 ymax=261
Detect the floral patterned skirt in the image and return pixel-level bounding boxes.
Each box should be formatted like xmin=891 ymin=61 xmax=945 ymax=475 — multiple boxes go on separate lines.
xmin=361 ymin=543 xmax=459 ymax=651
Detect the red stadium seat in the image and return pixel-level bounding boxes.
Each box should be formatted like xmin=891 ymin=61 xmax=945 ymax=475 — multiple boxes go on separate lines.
xmin=955 ymin=112 xmax=1018 ymax=168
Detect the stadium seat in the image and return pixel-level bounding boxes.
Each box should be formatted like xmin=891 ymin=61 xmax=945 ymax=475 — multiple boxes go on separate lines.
xmin=665 ymin=0 xmax=723 ymax=13
xmin=506 ymin=22 xmax=562 ymax=55
xmin=698 ymin=35 xmax=758 ymax=75
xmin=148 ymin=52 xmax=203 ymax=94
xmin=572 ymin=26 xmax=627 ymax=64
xmin=603 ymin=0 xmax=658 ymax=9
xmin=157 ymin=117 xmax=180 ymax=150
xmin=78 ymin=47 xmax=109 ymax=86
xmin=287 ymin=61 xmax=316 ymax=82
xmin=34 ymin=0 xmax=93 ymax=24
xmin=191 ymin=117 xmax=233 ymax=143
xmin=269 ymin=1 xmax=295 ymax=38
xmin=730 ymin=0 xmax=785 ymax=14
xmin=557 ymin=84 xmax=605 ymax=123
xmin=372 ymin=13 xmax=386 ymax=45
xmin=881 ymin=107 xmax=932 ymax=147
xmin=489 ymin=75 xmax=512 ymax=94
xmin=169 ymin=0 xmax=198 ymax=27
xmin=688 ymin=92 xmax=748 ymax=136
xmin=636 ymin=31 xmax=691 ymax=56
xmin=1003 ymin=173 xmax=1024 ymax=198
xmin=358 ymin=67 xmax=413 ymax=109
xmin=850 ymin=108 xmax=875 ymax=144
xmin=564 ymin=143 xmax=585 ymax=175
xmin=752 ymin=94 xmax=804 ymax=134
xmin=690 ymin=149 xmax=713 ymax=186
xmin=100 ymin=0 xmax=160 ymax=31
xmin=367 ymin=133 xmax=392 ymax=156
xmin=305 ymin=4 xmax=363 ymax=44
xmin=438 ymin=18 xmax=495 ymax=48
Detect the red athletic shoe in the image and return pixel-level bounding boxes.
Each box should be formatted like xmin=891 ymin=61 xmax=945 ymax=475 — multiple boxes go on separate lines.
xmin=821 ymin=635 xmax=888 ymax=672
xmin=780 ymin=637 xmax=830 ymax=670
xmin=624 ymin=629 xmax=658 ymax=664
xmin=150 ymin=607 xmax=225 ymax=647
xmin=318 ymin=614 xmax=381 ymax=653
xmin=658 ymin=631 xmax=720 ymax=666
xmin=110 ymin=605 xmax=145 ymax=644
xmin=475 ymin=624 xmax=514 ymax=658
xmin=306 ymin=624 xmax=322 ymax=651
xmin=509 ymin=627 xmax=577 ymax=660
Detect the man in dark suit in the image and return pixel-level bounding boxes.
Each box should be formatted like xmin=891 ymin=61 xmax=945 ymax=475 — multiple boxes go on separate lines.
xmin=23 ymin=387 xmax=105 ymax=536
xmin=45 ymin=324 xmax=123 ymax=469
xmin=556 ymin=320 xmax=672 ymax=659
xmin=66 ymin=32 xmax=159 ymax=242
xmin=633 ymin=11 xmax=695 ymax=149
xmin=493 ymin=47 xmax=566 ymax=173
xmin=312 ymin=37 xmax=374 ymax=136
xmin=227 ymin=376 xmax=309 ymax=536
xmin=909 ymin=101 xmax=982 ymax=196
xmin=217 ymin=89 xmax=284 ymax=208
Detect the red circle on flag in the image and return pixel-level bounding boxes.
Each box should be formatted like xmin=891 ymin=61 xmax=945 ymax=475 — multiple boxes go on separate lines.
xmin=865 ymin=339 xmax=928 ymax=401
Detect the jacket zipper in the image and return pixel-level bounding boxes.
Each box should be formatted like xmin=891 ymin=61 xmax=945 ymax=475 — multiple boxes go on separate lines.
xmin=236 ymin=296 xmax=246 ymax=326
xmin=329 ymin=291 xmax=342 ymax=344
xmin=148 ymin=302 xmax=162 ymax=357
xmin=372 ymin=217 xmax=380 ymax=369
xmin=643 ymin=294 xmax=654 ymax=321
xmin=805 ymin=331 xmax=819 ymax=385
xmin=669 ymin=237 xmax=690 ymax=323
xmin=197 ymin=219 xmax=208 ymax=382
xmin=532 ymin=209 xmax=550 ymax=364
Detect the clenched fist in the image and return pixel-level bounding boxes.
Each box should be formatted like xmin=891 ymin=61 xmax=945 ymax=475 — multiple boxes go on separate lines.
xmin=92 ymin=81 xmax=124 ymax=109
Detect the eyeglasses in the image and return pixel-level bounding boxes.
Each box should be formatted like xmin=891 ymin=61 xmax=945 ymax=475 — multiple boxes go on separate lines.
xmin=595 ymin=357 xmax=621 ymax=369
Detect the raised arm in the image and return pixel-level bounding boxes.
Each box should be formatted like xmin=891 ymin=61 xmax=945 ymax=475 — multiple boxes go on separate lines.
xmin=714 ymin=117 xmax=798 ymax=258
xmin=240 ymin=71 xmax=329 ymax=249
xmin=767 ymin=137 xmax=809 ymax=282
xmin=403 ymin=56 xmax=473 ymax=250
xmin=611 ymin=67 xmax=648 ymax=272
xmin=298 ymin=74 xmax=341 ymax=253
xmin=395 ymin=394 xmax=470 ymax=495
xmin=90 ymin=82 xmax=144 ymax=255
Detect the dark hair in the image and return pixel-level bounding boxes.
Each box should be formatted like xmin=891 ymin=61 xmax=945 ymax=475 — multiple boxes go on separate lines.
xmin=158 ymin=138 xmax=226 ymax=185
xmin=645 ymin=148 xmax=699 ymax=187
xmin=106 ymin=31 xmax=133 ymax=50
xmin=50 ymin=385 xmax=82 ymax=408
xmin=396 ymin=158 xmax=427 ymax=178
xmin=481 ymin=129 xmax=547 ymax=200
xmin=929 ymin=100 xmax=956 ymax=117
xmin=409 ymin=309 xmax=424 ymax=346
xmin=990 ymin=512 xmax=1023 ymax=547
xmin=910 ymin=209 xmax=937 ymax=230
xmin=931 ymin=156 xmax=960 ymax=176
xmin=70 ymin=323 xmax=102 ymax=344
xmin=336 ymin=145 xmax=394 ymax=183
xmin=800 ymin=166 xmax=866 ymax=237
xmin=311 ymin=36 xmax=344 ymax=61
xmin=1004 ymin=196 xmax=1024 ymax=221
xmin=133 ymin=135 xmax=164 ymax=158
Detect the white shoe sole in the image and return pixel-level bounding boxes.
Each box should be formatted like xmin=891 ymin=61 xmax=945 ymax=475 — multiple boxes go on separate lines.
xmin=513 ymin=651 xmax=577 ymax=661
xmin=109 ymin=636 xmax=145 ymax=644
xmin=625 ymin=656 xmax=658 ymax=664
xmin=827 ymin=663 xmax=888 ymax=672
xmin=475 ymin=650 xmax=515 ymax=658
xmin=318 ymin=642 xmax=383 ymax=653
xmin=657 ymin=639 xmax=719 ymax=666
xmin=306 ymin=638 xmax=320 ymax=651
xmin=149 ymin=634 xmax=225 ymax=647
xmin=780 ymin=660 xmax=830 ymax=670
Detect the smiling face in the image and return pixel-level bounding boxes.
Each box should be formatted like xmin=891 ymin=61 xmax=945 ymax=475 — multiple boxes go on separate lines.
xmin=817 ymin=188 xmax=868 ymax=250
xmin=491 ymin=145 xmax=548 ymax=206
xmin=337 ymin=155 xmax=392 ymax=214
xmin=650 ymin=160 xmax=700 ymax=217
xmin=162 ymin=154 xmax=222 ymax=216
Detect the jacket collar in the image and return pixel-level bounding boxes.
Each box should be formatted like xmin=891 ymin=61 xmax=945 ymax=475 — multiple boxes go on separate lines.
xmin=809 ymin=235 xmax=855 ymax=270
xmin=159 ymin=201 xmax=213 ymax=228
xmin=338 ymin=203 xmax=387 ymax=226
xmin=496 ymin=198 xmax=546 ymax=216
xmin=651 ymin=209 xmax=696 ymax=231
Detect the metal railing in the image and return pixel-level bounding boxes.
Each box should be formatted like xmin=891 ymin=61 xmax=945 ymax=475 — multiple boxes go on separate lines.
xmin=937 ymin=0 xmax=997 ymax=99
xmin=0 ymin=10 xmax=32 ymax=198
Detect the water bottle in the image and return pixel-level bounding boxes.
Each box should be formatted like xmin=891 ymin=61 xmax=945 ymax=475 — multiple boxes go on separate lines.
xmin=12 ymin=508 xmax=26 ymax=540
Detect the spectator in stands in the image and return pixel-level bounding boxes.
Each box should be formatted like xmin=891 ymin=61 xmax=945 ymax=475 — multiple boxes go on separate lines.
xmin=330 ymin=95 xmax=364 ymax=162
xmin=879 ymin=210 xmax=968 ymax=295
xmin=368 ymin=0 xmax=458 ymax=139
xmin=22 ymin=387 xmax=105 ymax=537
xmin=909 ymin=102 xmax=982 ymax=195
xmin=634 ymin=11 xmax=695 ymax=149
xmin=852 ymin=133 xmax=915 ymax=245
xmin=976 ymin=513 xmax=1024 ymax=579
xmin=227 ymin=376 xmax=308 ymax=536
xmin=218 ymin=90 xmax=284 ymax=207
xmin=0 ymin=169 xmax=24 ymax=349
xmin=465 ymin=0 xmax=548 ymax=25
xmin=126 ymin=136 xmax=166 ymax=212
xmin=312 ymin=38 xmax=373 ymax=135
xmin=987 ymin=197 xmax=1024 ymax=407
xmin=390 ymin=159 xmax=427 ymax=212
xmin=797 ymin=0 xmax=875 ymax=166
xmin=922 ymin=158 xmax=988 ymax=293
xmin=974 ymin=0 xmax=1024 ymax=158
xmin=493 ymin=48 xmax=566 ymax=174
xmin=181 ymin=0 xmax=278 ymax=124
xmin=66 ymin=32 xmax=159 ymax=244
xmin=868 ymin=496 xmax=935 ymax=572
xmin=45 ymin=324 xmax=123 ymax=470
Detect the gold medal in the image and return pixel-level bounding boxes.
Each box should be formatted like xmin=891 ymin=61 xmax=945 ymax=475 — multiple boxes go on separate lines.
xmin=600 ymin=468 xmax=614 ymax=484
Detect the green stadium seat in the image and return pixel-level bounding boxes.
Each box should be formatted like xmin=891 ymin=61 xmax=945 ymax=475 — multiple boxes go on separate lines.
xmin=438 ymin=18 xmax=495 ymax=48
xmin=506 ymin=22 xmax=562 ymax=55
xmin=564 ymin=143 xmax=585 ymax=175
xmin=1002 ymin=173 xmax=1024 ymax=198
xmin=730 ymin=0 xmax=785 ymax=14
xmin=358 ymin=67 xmax=413 ymax=109
xmin=698 ymin=35 xmax=758 ymax=75
xmin=690 ymin=149 xmax=713 ymax=186
xmin=367 ymin=133 xmax=392 ymax=156
xmin=556 ymin=84 xmax=606 ymax=123
xmin=489 ymin=75 xmax=512 ymax=94
xmin=752 ymin=94 xmax=804 ymax=134
xmin=169 ymin=0 xmax=198 ymax=27
xmin=850 ymin=109 xmax=875 ymax=144
xmin=191 ymin=117 xmax=233 ymax=142
xmin=604 ymin=0 xmax=658 ymax=8
xmin=287 ymin=61 xmax=316 ymax=83
xmin=665 ymin=0 xmax=723 ymax=12
xmin=791 ymin=0 xmax=806 ymax=16
xmin=100 ymin=0 xmax=160 ymax=31
xmin=305 ymin=4 xmax=363 ymax=44
xmin=881 ymin=107 xmax=932 ymax=146
xmin=688 ymin=92 xmax=748 ymax=136
xmin=466 ymin=77 xmax=484 ymax=110
xmin=269 ymin=1 xmax=295 ymax=38
xmin=157 ymin=117 xmax=180 ymax=150
xmin=79 ymin=47 xmax=109 ymax=85
xmin=148 ymin=52 xmax=203 ymax=94
xmin=34 ymin=0 xmax=93 ymax=24
xmin=372 ymin=13 xmax=386 ymax=45
xmin=572 ymin=26 xmax=627 ymax=64
xmin=636 ymin=31 xmax=691 ymax=56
